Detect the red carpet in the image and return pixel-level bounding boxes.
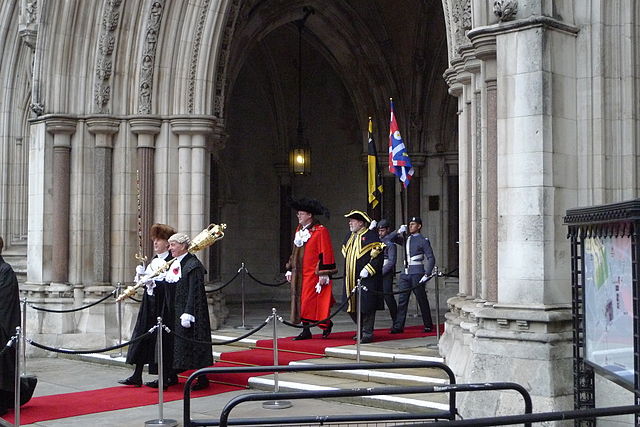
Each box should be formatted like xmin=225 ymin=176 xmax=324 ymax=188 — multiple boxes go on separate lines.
xmin=2 ymin=325 xmax=439 ymax=424
xmin=1 ymin=381 xmax=241 ymax=425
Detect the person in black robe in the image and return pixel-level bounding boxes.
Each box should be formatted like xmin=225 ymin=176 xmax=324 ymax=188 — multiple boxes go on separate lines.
xmin=166 ymin=232 xmax=212 ymax=390
xmin=0 ymin=236 xmax=36 ymax=415
xmin=118 ymin=224 xmax=177 ymax=388
xmin=341 ymin=210 xmax=384 ymax=343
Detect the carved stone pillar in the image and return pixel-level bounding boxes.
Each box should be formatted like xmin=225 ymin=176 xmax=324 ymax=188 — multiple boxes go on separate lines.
xmin=46 ymin=118 xmax=76 ymax=285
xmin=87 ymin=118 xmax=119 ymax=285
xmin=130 ymin=117 xmax=161 ymax=260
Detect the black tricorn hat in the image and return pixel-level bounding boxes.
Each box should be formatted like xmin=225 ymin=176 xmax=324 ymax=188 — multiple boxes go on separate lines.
xmin=289 ymin=197 xmax=330 ymax=218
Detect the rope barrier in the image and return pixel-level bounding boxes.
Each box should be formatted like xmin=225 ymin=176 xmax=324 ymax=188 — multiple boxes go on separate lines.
xmin=127 ymin=295 xmax=142 ymax=303
xmin=28 ymin=289 xmax=116 ymax=313
xmin=27 ymin=327 xmax=157 ymax=355
xmin=245 ymin=271 xmax=288 ymax=287
xmin=205 ymin=270 xmax=240 ymax=293
xmin=0 ymin=336 xmax=16 ymax=357
xmin=172 ymin=319 xmax=270 ymax=346
xmin=280 ymin=287 xmax=355 ymax=329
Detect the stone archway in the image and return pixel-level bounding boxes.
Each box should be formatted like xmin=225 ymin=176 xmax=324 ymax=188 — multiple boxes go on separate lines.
xmin=207 ymin=0 xmax=458 ymax=303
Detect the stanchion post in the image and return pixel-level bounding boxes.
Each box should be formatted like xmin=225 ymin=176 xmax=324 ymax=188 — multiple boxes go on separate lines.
xmin=263 ymin=308 xmax=292 ymax=409
xmin=145 ymin=317 xmax=177 ymax=427
xmin=356 ymin=279 xmax=362 ymax=363
xmin=434 ymin=266 xmax=441 ymax=341
xmin=14 ymin=326 xmax=21 ymax=427
xmin=21 ymin=298 xmax=27 ymax=375
xmin=235 ymin=264 xmax=251 ymax=330
xmin=112 ymin=282 xmax=123 ymax=358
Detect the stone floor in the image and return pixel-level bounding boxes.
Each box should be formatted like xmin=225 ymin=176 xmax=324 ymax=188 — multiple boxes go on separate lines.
xmin=2 ymin=299 xmax=445 ymax=426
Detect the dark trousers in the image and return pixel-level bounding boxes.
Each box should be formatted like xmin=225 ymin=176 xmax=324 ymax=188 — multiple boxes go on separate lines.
xmin=348 ymin=311 xmax=376 ymax=337
xmin=382 ymin=273 xmax=398 ymax=322
xmin=393 ymin=273 xmax=433 ymax=330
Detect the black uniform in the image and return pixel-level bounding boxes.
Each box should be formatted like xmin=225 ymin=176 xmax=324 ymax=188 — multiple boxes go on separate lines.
xmin=341 ymin=228 xmax=384 ymax=340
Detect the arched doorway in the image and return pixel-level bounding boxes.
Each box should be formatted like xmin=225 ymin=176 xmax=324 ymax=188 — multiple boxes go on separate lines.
xmin=212 ymin=0 xmax=458 ymax=302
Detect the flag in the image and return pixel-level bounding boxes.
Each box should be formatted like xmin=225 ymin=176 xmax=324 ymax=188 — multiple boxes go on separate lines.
xmin=388 ymin=99 xmax=414 ymax=187
xmin=367 ymin=118 xmax=383 ymax=209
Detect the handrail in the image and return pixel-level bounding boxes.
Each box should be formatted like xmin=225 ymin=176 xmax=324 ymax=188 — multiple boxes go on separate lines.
xmin=183 ymin=361 xmax=458 ymax=427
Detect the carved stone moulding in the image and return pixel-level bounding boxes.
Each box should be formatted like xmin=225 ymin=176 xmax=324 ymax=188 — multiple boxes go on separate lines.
xmin=493 ymin=0 xmax=518 ymax=22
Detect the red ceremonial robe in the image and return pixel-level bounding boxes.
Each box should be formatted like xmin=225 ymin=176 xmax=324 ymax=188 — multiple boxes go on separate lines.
xmin=287 ymin=220 xmax=338 ymax=326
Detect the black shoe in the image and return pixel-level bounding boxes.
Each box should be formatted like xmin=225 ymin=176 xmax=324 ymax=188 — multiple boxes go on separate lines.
xmin=424 ymin=326 xmax=433 ymax=333
xmin=293 ymin=329 xmax=312 ymax=340
xmin=144 ymin=379 xmax=168 ymax=390
xmin=361 ymin=335 xmax=374 ymax=343
xmin=322 ymin=321 xmax=333 ymax=339
xmin=167 ymin=375 xmax=179 ymax=386
xmin=118 ymin=376 xmax=142 ymax=387
xmin=192 ymin=377 xmax=209 ymax=391
xmin=389 ymin=328 xmax=404 ymax=334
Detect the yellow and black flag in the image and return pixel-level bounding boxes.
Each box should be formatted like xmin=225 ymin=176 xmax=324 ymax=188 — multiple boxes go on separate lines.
xmin=367 ymin=117 xmax=383 ymax=209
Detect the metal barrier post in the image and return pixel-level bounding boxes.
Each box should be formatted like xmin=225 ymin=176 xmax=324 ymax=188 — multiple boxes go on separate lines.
xmin=14 ymin=326 xmax=21 ymax=427
xmin=235 ymin=264 xmax=251 ymax=330
xmin=20 ymin=298 xmax=27 ymax=375
xmin=111 ymin=282 xmax=123 ymax=358
xmin=145 ymin=317 xmax=177 ymax=427
xmin=263 ymin=308 xmax=292 ymax=409
xmin=356 ymin=279 xmax=361 ymax=363
xmin=434 ymin=266 xmax=441 ymax=341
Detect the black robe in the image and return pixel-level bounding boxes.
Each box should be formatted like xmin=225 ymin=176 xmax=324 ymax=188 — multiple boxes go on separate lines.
xmin=0 ymin=256 xmax=20 ymax=393
xmin=0 ymin=256 xmax=36 ymax=411
xmin=126 ymin=254 xmax=175 ymax=375
xmin=172 ymin=253 xmax=213 ymax=371
xmin=341 ymin=229 xmax=384 ymax=313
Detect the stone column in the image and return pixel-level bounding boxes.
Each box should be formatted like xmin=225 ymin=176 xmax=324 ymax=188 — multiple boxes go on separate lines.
xmin=170 ymin=116 xmax=215 ymax=255
xmin=87 ymin=118 xmax=119 ymax=285
xmin=46 ymin=118 xmax=76 ymax=285
xmin=473 ymin=33 xmax=499 ymax=303
xmin=130 ymin=117 xmax=161 ymax=261
xmin=452 ymin=58 xmax=473 ymax=298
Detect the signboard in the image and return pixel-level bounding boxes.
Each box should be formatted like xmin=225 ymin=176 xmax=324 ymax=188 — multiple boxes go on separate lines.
xmin=583 ymin=235 xmax=634 ymax=384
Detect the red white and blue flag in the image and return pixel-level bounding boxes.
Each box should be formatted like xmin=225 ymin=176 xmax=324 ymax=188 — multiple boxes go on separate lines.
xmin=388 ymin=100 xmax=414 ymax=187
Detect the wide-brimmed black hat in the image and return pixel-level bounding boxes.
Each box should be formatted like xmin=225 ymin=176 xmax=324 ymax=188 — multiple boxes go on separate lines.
xmin=289 ymin=197 xmax=330 ymax=217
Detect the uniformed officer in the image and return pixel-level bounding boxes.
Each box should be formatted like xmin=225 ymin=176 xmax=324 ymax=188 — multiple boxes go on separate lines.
xmin=377 ymin=219 xmax=398 ymax=324
xmin=388 ymin=216 xmax=435 ymax=333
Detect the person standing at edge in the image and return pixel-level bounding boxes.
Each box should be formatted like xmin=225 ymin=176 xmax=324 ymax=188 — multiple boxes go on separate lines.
xmin=341 ymin=210 xmax=384 ymax=343
xmin=388 ymin=216 xmax=435 ymax=333
xmin=285 ymin=198 xmax=338 ymax=340
xmin=167 ymin=233 xmax=213 ymax=390
xmin=376 ymin=219 xmax=398 ymax=324
xmin=119 ymin=224 xmax=177 ymax=388
xmin=0 ymin=236 xmax=36 ymax=415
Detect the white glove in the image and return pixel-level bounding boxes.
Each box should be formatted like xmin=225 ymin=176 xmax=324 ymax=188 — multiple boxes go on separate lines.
xmin=318 ymin=275 xmax=329 ymax=285
xmin=369 ymin=219 xmax=377 ymax=230
xmin=359 ymin=268 xmax=369 ymax=278
xmin=398 ymin=224 xmax=407 ymax=234
xmin=315 ymin=283 xmax=322 ymax=293
xmin=145 ymin=281 xmax=156 ymax=296
xmin=419 ymin=274 xmax=429 ymax=284
xmin=136 ymin=265 xmax=146 ymax=275
xmin=180 ymin=313 xmax=195 ymax=328
xmin=285 ymin=271 xmax=292 ymax=282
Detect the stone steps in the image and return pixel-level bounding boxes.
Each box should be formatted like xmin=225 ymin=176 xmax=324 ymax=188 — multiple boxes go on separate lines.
xmin=209 ymin=332 xmax=452 ymax=415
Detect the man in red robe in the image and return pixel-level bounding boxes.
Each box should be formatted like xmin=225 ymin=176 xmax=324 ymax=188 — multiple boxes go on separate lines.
xmin=285 ymin=198 xmax=338 ymax=340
